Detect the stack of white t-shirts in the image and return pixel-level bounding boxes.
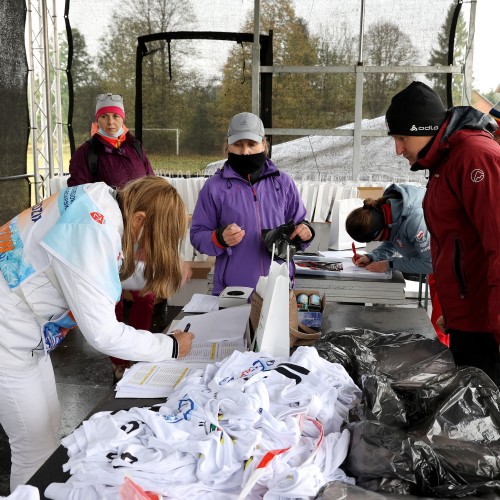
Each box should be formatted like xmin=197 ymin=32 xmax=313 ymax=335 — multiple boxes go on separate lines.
xmin=45 ymin=347 xmax=361 ymax=500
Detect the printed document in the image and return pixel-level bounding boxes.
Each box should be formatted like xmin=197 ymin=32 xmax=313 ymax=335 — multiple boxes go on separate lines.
xmin=182 ymin=293 xmax=220 ymax=313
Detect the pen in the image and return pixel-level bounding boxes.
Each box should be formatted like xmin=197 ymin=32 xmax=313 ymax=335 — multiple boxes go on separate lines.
xmin=352 ymin=242 xmax=359 ymax=261
xmin=183 ymin=323 xmax=191 ymax=332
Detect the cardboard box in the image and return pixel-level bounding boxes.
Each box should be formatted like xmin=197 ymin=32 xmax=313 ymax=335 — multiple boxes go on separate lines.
xmin=187 ymin=258 xmax=214 ymax=280
xmin=357 ymin=186 xmax=385 ymax=201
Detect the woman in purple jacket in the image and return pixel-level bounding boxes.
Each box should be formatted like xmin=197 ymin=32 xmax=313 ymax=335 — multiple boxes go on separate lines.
xmin=67 ymin=93 xmax=156 ymax=380
xmin=190 ymin=112 xmax=313 ymax=295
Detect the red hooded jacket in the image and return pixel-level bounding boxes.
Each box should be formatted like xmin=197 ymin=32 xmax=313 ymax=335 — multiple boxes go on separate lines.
xmin=413 ymin=107 xmax=500 ymax=342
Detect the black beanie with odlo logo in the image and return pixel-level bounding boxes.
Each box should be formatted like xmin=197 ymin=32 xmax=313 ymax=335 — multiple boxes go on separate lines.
xmin=385 ymin=81 xmax=448 ymax=136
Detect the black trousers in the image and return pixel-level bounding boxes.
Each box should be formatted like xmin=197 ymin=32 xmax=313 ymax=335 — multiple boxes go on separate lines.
xmin=448 ymin=329 xmax=499 ymax=384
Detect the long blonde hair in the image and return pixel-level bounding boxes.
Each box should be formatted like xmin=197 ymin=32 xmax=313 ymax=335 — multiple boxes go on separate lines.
xmin=118 ymin=176 xmax=187 ymax=298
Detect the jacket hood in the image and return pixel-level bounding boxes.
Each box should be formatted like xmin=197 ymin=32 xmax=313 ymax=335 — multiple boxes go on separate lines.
xmin=442 ymin=106 xmax=497 ymax=142
xmin=411 ymin=106 xmax=496 ymax=172
xmin=383 ymin=183 xmax=425 ymax=233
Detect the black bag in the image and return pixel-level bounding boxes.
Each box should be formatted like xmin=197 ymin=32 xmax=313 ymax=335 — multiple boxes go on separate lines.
xmin=316 ymin=328 xmax=500 ymax=498
xmin=261 ymin=219 xmax=302 ymax=260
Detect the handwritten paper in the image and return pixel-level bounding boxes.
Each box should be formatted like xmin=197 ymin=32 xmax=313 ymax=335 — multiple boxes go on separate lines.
xmin=182 ymin=293 xmax=220 ymax=313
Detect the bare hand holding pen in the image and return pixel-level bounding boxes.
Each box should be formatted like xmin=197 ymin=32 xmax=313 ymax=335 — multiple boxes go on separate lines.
xmin=170 ymin=323 xmax=195 ymax=358
xmin=222 ymin=223 xmax=245 ymax=246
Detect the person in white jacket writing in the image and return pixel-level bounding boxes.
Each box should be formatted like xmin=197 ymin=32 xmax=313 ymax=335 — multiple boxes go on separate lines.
xmin=0 ymin=176 xmax=194 ymax=491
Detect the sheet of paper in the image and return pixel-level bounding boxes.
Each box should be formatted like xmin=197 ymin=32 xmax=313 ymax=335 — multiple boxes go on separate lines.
xmin=182 ymin=293 xmax=220 ymax=313
xmin=320 ymin=249 xmax=357 ymax=259
xmin=298 ymin=252 xmax=391 ymax=280
xmin=337 ymin=259 xmax=391 ymax=279
xmin=167 ymin=304 xmax=251 ymax=343
xmin=115 ymin=361 xmax=206 ymax=398
xmin=182 ymin=338 xmax=246 ymax=362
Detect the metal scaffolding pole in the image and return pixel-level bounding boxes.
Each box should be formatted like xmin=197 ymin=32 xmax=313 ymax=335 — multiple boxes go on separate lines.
xmin=26 ymin=0 xmax=64 ymax=202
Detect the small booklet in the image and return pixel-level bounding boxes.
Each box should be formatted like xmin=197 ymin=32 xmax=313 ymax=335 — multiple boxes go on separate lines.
xmin=115 ymin=362 xmax=204 ymax=398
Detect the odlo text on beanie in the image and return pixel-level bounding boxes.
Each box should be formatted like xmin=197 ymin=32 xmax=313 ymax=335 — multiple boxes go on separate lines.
xmin=385 ymin=81 xmax=447 ymax=136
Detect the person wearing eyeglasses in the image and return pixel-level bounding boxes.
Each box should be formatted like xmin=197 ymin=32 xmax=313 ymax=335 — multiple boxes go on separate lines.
xmin=67 ymin=93 xmax=163 ymax=382
xmin=0 ymin=177 xmax=194 ymax=490
xmin=345 ymin=183 xmax=446 ymax=345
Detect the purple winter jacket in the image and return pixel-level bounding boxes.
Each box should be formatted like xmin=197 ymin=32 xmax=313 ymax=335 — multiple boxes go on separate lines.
xmin=67 ymin=132 xmax=154 ymax=189
xmin=190 ymin=159 xmax=308 ymax=295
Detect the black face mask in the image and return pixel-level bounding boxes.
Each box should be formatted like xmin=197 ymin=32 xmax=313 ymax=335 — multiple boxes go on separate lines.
xmin=228 ymin=152 xmax=266 ymax=177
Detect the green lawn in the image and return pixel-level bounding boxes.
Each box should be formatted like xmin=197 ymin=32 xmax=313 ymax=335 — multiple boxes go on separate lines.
xmin=148 ymin=154 xmax=223 ymax=175
xmin=27 ymin=150 xmax=222 ymax=177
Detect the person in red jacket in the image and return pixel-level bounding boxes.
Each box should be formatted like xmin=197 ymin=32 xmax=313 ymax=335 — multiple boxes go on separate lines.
xmin=385 ymin=81 xmax=500 ymax=384
xmin=489 ymin=101 xmax=500 ymax=145
xmin=67 ymin=93 xmax=157 ymax=381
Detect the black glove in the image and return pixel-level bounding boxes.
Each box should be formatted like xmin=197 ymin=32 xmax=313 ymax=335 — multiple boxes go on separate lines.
xmin=261 ymin=220 xmax=302 ymax=260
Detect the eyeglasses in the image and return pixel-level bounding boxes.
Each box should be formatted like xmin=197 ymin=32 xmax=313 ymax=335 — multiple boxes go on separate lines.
xmin=372 ymin=228 xmax=383 ymax=241
xmin=96 ymin=93 xmax=123 ymax=103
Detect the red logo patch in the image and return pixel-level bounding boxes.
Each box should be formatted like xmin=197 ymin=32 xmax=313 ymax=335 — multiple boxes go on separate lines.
xmin=90 ymin=212 xmax=105 ymax=224
xmin=416 ymin=230 xmax=424 ymax=241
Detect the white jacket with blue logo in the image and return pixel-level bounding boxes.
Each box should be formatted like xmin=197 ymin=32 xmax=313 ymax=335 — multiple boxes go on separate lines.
xmin=0 ymin=182 xmax=176 ymax=369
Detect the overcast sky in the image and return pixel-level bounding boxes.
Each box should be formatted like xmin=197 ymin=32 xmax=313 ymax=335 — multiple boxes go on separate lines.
xmin=469 ymin=0 xmax=499 ymax=93
xmin=59 ymin=0 xmax=498 ymax=94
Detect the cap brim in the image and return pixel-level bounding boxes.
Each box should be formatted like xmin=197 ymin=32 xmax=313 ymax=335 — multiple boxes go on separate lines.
xmin=228 ymin=132 xmax=263 ymax=145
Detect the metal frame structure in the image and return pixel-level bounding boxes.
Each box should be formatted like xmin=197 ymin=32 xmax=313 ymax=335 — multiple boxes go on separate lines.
xmin=27 ymin=0 xmax=476 ymax=198
xmin=26 ymin=0 xmax=65 ymax=202
xmin=252 ymin=0 xmax=476 ymax=180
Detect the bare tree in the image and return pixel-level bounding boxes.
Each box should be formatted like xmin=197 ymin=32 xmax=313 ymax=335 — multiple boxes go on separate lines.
xmin=216 ymin=0 xmax=321 ymax=145
xmin=95 ymin=0 xmax=197 ymax=135
xmin=363 ymin=21 xmax=419 ymax=118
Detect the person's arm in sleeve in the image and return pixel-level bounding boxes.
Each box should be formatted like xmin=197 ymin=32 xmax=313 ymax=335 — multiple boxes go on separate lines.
xmin=50 ymin=257 xmax=193 ymax=360
xmin=364 ymin=242 xmax=396 ymax=264
xmin=461 ymin=154 xmax=500 ymax=341
xmin=67 ymin=143 xmax=92 ymax=187
xmin=284 ymin=176 xmax=313 ymax=249
xmin=190 ymin=183 xmax=229 ymax=256
xmin=391 ymin=212 xmax=433 ymax=275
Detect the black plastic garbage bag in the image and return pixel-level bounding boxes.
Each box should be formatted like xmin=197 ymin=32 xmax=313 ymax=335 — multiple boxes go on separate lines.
xmin=315 ymin=479 xmax=414 ymax=499
xmin=316 ymin=328 xmax=500 ymax=497
xmin=317 ymin=328 xmax=456 ymax=429
xmin=344 ymin=415 xmax=500 ymax=498
xmin=352 ymin=374 xmax=408 ymax=429
xmin=261 ymin=219 xmax=303 ymax=260
xmin=316 ymin=478 xmax=500 ymax=499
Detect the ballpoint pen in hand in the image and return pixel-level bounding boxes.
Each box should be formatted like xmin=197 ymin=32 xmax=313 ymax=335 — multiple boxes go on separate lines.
xmin=183 ymin=323 xmax=191 ymax=332
xmin=352 ymin=242 xmax=359 ymax=262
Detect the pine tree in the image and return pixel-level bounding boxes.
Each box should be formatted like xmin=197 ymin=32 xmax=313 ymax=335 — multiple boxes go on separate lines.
xmin=428 ymin=3 xmax=468 ymax=105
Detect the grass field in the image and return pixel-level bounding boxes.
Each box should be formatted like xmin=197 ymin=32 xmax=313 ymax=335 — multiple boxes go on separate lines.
xmin=27 ymin=149 xmax=222 ymax=177
xmin=148 ymin=154 xmax=222 ymax=175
